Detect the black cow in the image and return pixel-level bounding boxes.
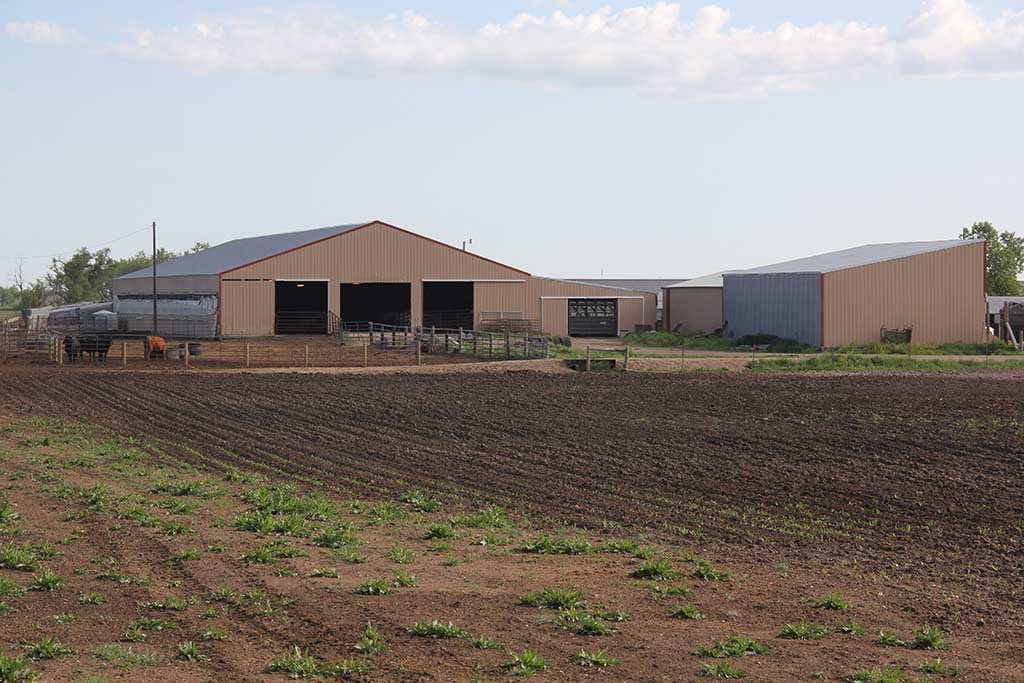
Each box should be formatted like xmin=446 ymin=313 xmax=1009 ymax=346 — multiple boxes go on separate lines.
xmin=80 ymin=334 xmax=112 ymax=361
xmin=63 ymin=336 xmax=81 ymax=363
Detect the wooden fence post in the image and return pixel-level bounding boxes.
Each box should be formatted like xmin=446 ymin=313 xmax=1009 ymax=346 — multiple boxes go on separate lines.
xmin=624 ymin=345 xmax=630 ymax=370
xmin=122 ymin=342 xmax=127 ymax=366
xmin=184 ymin=343 xmax=190 ymax=368
xmin=304 ymin=345 xmax=310 ymax=367
xmin=417 ymin=340 xmax=422 ymax=365
xmin=586 ymin=346 xmax=592 ymax=372
xmin=363 ymin=343 xmax=368 ymax=367
xmin=245 ymin=344 xmax=250 ymax=368
xmin=505 ymin=333 xmax=511 ymax=358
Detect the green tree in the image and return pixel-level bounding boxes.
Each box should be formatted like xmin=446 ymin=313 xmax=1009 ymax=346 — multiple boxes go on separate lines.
xmin=960 ymin=221 xmax=1024 ymax=296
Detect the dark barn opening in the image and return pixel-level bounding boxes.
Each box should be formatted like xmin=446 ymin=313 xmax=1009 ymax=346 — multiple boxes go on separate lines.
xmin=568 ymin=298 xmax=618 ymax=337
xmin=423 ymin=282 xmax=474 ymax=330
xmin=340 ymin=283 xmax=411 ymax=326
xmin=275 ymin=281 xmax=328 ymax=334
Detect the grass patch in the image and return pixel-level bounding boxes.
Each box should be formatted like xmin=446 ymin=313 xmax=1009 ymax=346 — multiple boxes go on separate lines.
xmin=267 ymin=647 xmax=319 ymax=678
xmin=0 ymin=654 xmax=38 ymax=682
xmin=241 ymin=540 xmax=306 ymax=564
xmin=312 ymin=525 xmax=361 ymax=549
xmin=630 ymin=558 xmax=679 ymax=581
xmin=598 ymin=540 xmax=654 ymax=558
xmin=470 ymin=636 xmax=503 ymax=649
xmin=450 ymin=505 xmax=511 ymax=529
xmin=749 ymin=355 xmax=1024 ymax=372
xmin=649 ymin=583 xmax=691 ymax=600
xmin=91 ymin=644 xmax=161 ymax=668
xmin=837 ymin=620 xmax=866 ymax=635
xmin=24 ymin=636 xmax=73 ymax=660
xmin=697 ymin=637 xmax=769 ymax=658
xmin=332 ymin=548 xmax=368 ymax=564
xmin=28 ymin=570 xmax=63 ymax=592
xmin=309 ymin=567 xmax=338 ymax=578
xmin=554 ymin=610 xmax=616 ymax=636
xmin=910 ymin=626 xmax=948 ymax=650
xmin=572 ymin=649 xmax=619 ymax=667
xmin=0 ymin=543 xmax=39 ymax=571
xmin=234 ymin=511 xmax=310 ymax=536
xmin=670 ymin=605 xmax=704 ymax=620
xmin=407 ymin=620 xmax=467 ymax=638
xmin=354 ymin=623 xmax=385 ymax=655
xmin=78 ymin=591 xmax=106 ymax=605
xmin=690 ymin=558 xmax=728 ymax=581
xmin=844 ymin=667 xmax=906 ymax=683
xmin=138 ymin=596 xmax=195 ymax=612
xmin=352 ymin=579 xmax=392 ymax=596
xmin=201 ymin=628 xmax=228 ymax=641
xmin=401 ymin=490 xmax=439 ymax=512
xmin=176 ymin=640 xmax=209 ymax=663
xmin=0 ymin=577 xmax=24 ymax=598
xmin=700 ymin=660 xmax=748 ymax=678
xmin=385 ymin=546 xmax=415 ymax=564
xmin=505 ymin=650 xmax=547 ymax=676
xmin=424 ymin=523 xmax=457 ymax=540
xmin=915 ymin=658 xmax=956 ymax=675
xmin=518 ymin=588 xmax=586 ymax=610
xmin=778 ymin=622 xmax=829 ymax=640
xmin=392 ymin=571 xmax=417 ymax=588
xmin=811 ymin=592 xmax=850 ymax=611
xmin=877 ymin=632 xmax=908 ymax=648
xmin=519 ymin=535 xmax=592 ymax=555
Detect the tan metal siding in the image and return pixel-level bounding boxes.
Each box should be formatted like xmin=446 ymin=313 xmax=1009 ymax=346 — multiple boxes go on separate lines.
xmin=822 ymin=242 xmax=986 ymax=346
xmin=475 ymin=278 xmax=655 ymax=335
xmin=665 ymin=287 xmax=723 ymax=334
xmin=225 ymin=222 xmax=527 ymax=328
xmin=221 ymin=280 xmax=274 ymax=336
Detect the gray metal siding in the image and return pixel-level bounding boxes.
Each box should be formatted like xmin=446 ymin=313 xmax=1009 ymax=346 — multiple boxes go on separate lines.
xmin=723 ymin=273 xmax=821 ymax=346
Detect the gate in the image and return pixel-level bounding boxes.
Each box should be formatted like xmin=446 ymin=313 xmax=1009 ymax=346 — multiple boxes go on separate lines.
xmin=568 ymin=299 xmax=618 ymax=336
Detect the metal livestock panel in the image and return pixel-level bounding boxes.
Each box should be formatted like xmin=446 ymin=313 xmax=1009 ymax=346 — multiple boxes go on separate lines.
xmin=723 ymin=272 xmax=822 ymax=346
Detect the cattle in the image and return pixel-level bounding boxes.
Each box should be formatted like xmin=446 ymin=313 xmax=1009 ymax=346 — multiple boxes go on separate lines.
xmin=63 ymin=334 xmax=112 ymax=363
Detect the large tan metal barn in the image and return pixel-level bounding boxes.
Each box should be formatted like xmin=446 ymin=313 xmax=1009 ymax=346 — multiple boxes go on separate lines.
xmin=113 ymin=220 xmax=656 ymax=338
xmin=723 ymin=239 xmax=987 ymax=347
xmin=662 ymin=273 xmax=726 ymax=334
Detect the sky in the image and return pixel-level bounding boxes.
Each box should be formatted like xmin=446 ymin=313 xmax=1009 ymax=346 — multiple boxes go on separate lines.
xmin=2 ymin=0 xmax=1024 ymax=283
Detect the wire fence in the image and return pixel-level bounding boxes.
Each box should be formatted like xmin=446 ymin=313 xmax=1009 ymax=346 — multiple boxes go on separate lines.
xmin=2 ymin=321 xmax=550 ymax=369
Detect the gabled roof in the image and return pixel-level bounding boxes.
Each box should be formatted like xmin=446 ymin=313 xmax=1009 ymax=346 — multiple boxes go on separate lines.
xmin=115 ymin=220 xmax=531 ymax=279
xmin=665 ymin=272 xmax=729 ymax=289
xmin=732 ymin=239 xmax=983 ymax=276
xmin=116 ymin=222 xmax=367 ymax=280
xmin=567 ymin=279 xmax=689 ymax=295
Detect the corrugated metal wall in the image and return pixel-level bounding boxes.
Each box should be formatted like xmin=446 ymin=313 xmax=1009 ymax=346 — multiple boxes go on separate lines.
xmin=112 ymin=274 xmax=219 ymax=296
xmin=221 ymin=280 xmax=274 ymax=336
xmin=723 ymin=273 xmax=822 ymax=346
xmin=220 ymin=221 xmax=655 ymax=337
xmin=823 ymin=242 xmax=985 ymax=345
xmin=664 ymin=287 xmax=723 ymax=333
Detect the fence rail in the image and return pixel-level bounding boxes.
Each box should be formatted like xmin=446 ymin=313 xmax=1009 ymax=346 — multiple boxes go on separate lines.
xmin=2 ymin=320 xmax=550 ymax=368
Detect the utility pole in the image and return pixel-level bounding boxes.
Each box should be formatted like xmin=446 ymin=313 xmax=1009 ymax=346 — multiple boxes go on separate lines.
xmin=152 ymin=221 xmax=158 ymax=335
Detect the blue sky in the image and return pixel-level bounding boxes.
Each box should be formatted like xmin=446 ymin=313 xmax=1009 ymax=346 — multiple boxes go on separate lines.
xmin=3 ymin=1 xmax=1024 ymax=282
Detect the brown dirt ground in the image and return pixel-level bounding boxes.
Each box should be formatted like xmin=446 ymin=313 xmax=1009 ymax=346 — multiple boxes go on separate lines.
xmin=0 ymin=369 xmax=1022 ymax=682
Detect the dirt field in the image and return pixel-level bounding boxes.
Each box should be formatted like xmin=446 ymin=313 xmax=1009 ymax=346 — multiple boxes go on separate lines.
xmin=0 ymin=370 xmax=1022 ymax=681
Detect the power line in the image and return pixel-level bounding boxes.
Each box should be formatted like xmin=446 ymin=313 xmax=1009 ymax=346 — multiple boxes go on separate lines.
xmin=3 ymin=225 xmax=153 ymax=261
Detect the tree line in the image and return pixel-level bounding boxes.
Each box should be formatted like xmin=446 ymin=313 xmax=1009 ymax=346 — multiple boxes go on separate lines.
xmin=1 ymin=243 xmax=208 ymax=311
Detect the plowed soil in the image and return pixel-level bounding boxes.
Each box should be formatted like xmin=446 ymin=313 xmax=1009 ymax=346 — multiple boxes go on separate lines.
xmin=0 ymin=369 xmax=1022 ymax=681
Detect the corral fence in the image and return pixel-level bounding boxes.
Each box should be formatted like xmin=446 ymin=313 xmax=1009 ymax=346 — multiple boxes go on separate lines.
xmin=3 ymin=320 xmax=550 ymax=369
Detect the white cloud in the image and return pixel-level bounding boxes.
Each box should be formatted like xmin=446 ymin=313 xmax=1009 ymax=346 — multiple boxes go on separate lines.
xmin=4 ymin=20 xmax=73 ymax=45
xmin=5 ymin=1 xmax=1024 ymax=97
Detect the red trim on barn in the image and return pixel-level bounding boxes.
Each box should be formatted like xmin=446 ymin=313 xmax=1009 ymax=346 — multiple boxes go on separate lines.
xmin=219 ymin=220 xmax=532 ymax=277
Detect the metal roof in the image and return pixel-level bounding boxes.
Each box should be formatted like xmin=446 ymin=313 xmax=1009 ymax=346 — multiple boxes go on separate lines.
xmin=988 ymin=296 xmax=1024 ymax=314
xmin=665 ymin=272 xmax=729 ymax=289
xmin=733 ymin=239 xmax=983 ymax=276
xmin=567 ymin=279 xmax=688 ymax=295
xmin=115 ymin=222 xmax=368 ymax=279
